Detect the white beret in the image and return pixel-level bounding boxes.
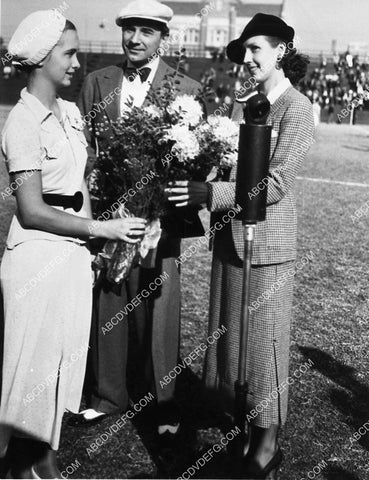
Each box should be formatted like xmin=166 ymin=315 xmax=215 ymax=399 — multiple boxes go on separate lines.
xmin=116 ymin=0 xmax=173 ymax=27
xmin=8 ymin=10 xmax=66 ymax=66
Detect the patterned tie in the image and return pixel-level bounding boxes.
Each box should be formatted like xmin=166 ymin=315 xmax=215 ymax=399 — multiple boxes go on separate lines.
xmin=125 ymin=66 xmax=151 ymax=83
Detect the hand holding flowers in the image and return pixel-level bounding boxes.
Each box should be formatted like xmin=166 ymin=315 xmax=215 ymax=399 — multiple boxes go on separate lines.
xmin=96 ymin=217 xmax=147 ymax=242
xmin=166 ymin=181 xmax=209 ymax=208
xmin=88 ymin=71 xmax=239 ymax=283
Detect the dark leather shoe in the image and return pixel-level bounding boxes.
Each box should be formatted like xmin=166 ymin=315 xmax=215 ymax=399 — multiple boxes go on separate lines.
xmin=33 ymin=448 xmax=61 ymax=479
xmin=8 ymin=437 xmax=37 ymax=479
xmin=67 ymin=409 xmax=109 ymax=428
xmin=9 ymin=438 xmax=61 ymax=479
xmin=10 ymin=466 xmax=40 ymax=479
xmin=241 ymin=447 xmax=283 ymax=479
xmin=0 ymin=445 xmax=11 ymax=479
xmin=157 ymin=400 xmax=181 ymax=448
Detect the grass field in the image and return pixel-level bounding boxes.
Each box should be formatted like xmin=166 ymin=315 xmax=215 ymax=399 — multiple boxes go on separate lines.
xmin=1 ymin=111 xmax=369 ymax=479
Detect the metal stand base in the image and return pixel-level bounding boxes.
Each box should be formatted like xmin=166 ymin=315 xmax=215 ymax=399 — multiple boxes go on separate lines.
xmin=233 ymin=223 xmax=256 ymax=459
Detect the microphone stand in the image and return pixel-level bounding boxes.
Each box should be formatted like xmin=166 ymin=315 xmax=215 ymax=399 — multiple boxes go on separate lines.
xmin=232 ymin=94 xmax=272 ymax=465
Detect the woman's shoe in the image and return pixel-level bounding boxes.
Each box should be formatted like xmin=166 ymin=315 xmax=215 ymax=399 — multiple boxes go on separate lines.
xmin=33 ymin=447 xmax=62 ymax=479
xmin=10 ymin=466 xmax=40 ymax=479
xmin=9 ymin=437 xmax=61 ymax=479
xmin=241 ymin=447 xmax=283 ymax=479
xmin=0 ymin=447 xmax=12 ymax=479
xmin=8 ymin=437 xmax=37 ymax=479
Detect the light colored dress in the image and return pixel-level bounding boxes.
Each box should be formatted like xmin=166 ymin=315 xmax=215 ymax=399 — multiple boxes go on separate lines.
xmin=0 ymin=89 xmax=92 ymax=454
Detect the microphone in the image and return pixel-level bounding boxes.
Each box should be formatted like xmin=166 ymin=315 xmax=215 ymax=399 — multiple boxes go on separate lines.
xmin=233 ymin=94 xmax=272 ymax=458
xmin=235 ymin=93 xmax=271 ymax=223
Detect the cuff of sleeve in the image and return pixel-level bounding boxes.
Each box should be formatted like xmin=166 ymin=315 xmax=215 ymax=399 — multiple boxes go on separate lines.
xmin=206 ymin=181 xmax=235 ymax=212
xmin=206 ymin=182 xmax=214 ymax=212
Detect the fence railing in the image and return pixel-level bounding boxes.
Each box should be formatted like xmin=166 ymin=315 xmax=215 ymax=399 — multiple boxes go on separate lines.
xmin=76 ymin=41 xmax=225 ymax=58
xmin=0 ymin=37 xmax=340 ymax=62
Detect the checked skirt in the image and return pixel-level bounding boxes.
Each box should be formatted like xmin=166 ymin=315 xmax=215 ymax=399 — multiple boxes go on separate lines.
xmin=203 ymin=238 xmax=294 ymax=428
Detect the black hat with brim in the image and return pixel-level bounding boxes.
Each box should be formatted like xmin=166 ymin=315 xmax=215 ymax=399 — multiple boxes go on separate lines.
xmin=226 ymin=13 xmax=295 ymax=65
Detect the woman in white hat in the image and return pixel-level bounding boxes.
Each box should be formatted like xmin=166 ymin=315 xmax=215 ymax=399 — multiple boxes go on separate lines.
xmin=0 ymin=10 xmax=146 ymax=478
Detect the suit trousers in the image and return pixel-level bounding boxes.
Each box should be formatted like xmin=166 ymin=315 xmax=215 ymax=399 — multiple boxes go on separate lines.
xmin=86 ymin=238 xmax=181 ymax=414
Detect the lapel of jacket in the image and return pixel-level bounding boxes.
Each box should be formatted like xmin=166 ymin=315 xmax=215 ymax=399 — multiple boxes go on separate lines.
xmin=268 ymin=86 xmax=293 ymax=120
xmin=96 ymin=64 xmax=124 ymax=122
xmin=220 ymin=86 xmax=294 ymax=183
xmin=231 ymin=86 xmax=294 ymax=125
xmin=143 ymin=58 xmax=172 ymax=107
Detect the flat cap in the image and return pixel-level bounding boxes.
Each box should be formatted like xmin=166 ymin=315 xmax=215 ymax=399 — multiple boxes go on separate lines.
xmin=116 ymin=0 xmax=173 ymax=27
xmin=227 ymin=13 xmax=295 ymax=65
xmin=8 ymin=10 xmax=66 ymax=66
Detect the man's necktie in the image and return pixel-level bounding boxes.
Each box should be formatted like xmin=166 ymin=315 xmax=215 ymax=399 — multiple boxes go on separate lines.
xmin=125 ymin=67 xmax=151 ymax=83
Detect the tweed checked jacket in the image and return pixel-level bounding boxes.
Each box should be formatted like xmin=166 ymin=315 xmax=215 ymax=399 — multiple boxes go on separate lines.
xmin=207 ymin=86 xmax=315 ymax=265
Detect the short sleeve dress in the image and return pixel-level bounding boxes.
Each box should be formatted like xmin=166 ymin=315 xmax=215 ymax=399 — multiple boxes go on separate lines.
xmin=0 ymin=88 xmax=92 ymax=454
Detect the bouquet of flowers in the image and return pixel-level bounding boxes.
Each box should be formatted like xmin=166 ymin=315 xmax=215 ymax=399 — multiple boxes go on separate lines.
xmin=162 ymin=95 xmax=239 ymax=181
xmin=89 ymin=60 xmax=239 ymax=284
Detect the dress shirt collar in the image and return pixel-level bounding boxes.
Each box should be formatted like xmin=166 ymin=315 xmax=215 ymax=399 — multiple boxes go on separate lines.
xmin=266 ymin=77 xmax=291 ymax=105
xmin=125 ymin=55 xmax=160 ymax=84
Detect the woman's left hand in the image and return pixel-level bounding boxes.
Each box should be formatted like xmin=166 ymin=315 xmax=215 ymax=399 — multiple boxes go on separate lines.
xmin=165 ymin=181 xmax=209 ymax=207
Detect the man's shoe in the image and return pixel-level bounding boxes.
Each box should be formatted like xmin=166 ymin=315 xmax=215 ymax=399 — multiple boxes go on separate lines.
xmin=67 ymin=408 xmax=108 ymax=428
xmin=158 ymin=423 xmax=180 ymax=435
xmin=157 ymin=400 xmax=181 ymax=448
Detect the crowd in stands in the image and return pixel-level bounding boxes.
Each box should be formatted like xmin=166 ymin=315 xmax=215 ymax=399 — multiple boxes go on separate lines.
xmin=199 ymin=50 xmax=369 ymax=124
xmin=299 ymin=52 xmax=369 ymax=123
xmin=4 ymin=41 xmax=369 ymax=124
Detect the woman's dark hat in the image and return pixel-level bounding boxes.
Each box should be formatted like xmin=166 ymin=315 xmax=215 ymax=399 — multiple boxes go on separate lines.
xmin=226 ymin=13 xmax=295 ymax=65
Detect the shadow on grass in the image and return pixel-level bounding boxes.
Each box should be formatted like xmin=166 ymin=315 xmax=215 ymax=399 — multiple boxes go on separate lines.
xmin=324 ymin=466 xmax=360 ymax=480
xmin=299 ymin=346 xmax=369 ymax=452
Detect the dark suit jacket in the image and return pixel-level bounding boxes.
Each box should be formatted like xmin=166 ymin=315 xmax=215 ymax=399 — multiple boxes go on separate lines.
xmin=207 ymin=86 xmax=315 ymax=265
xmin=78 ymin=57 xmax=204 ymax=239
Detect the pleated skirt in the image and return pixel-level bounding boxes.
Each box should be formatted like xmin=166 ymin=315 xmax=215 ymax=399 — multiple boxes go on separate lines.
xmin=0 ymin=240 xmax=92 ymax=454
xmin=203 ymin=253 xmax=294 ymax=428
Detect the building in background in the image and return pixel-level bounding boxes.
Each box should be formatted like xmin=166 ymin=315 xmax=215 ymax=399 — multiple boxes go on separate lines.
xmin=0 ymin=0 xmax=283 ymax=55
xmin=166 ymin=0 xmax=283 ymax=55
xmin=2 ymin=0 xmax=369 ymax=56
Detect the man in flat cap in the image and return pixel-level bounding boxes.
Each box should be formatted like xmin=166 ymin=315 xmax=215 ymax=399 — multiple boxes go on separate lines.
xmin=72 ymin=0 xmax=202 ymax=443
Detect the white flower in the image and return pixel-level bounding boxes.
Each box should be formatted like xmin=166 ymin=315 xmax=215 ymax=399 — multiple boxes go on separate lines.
xmin=168 ymin=95 xmax=203 ymax=127
xmin=196 ymin=122 xmax=211 ymax=136
xmin=197 ymin=117 xmax=239 ymax=169
xmin=165 ymin=124 xmax=200 ymax=162
xmin=144 ymin=105 xmax=162 ymax=118
xmin=208 ymin=116 xmax=239 ymax=145
xmin=72 ymin=116 xmax=85 ymax=131
xmin=64 ymin=101 xmax=85 ymax=131
xmin=220 ymin=151 xmax=238 ymax=168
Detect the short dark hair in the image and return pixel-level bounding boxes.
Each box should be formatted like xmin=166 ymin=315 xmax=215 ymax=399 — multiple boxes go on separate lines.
xmin=266 ymin=36 xmax=309 ymax=85
xmin=63 ymin=19 xmax=77 ymax=32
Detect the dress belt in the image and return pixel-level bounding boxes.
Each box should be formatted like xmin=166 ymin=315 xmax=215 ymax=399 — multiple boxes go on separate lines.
xmin=43 ymin=191 xmax=83 ymax=212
